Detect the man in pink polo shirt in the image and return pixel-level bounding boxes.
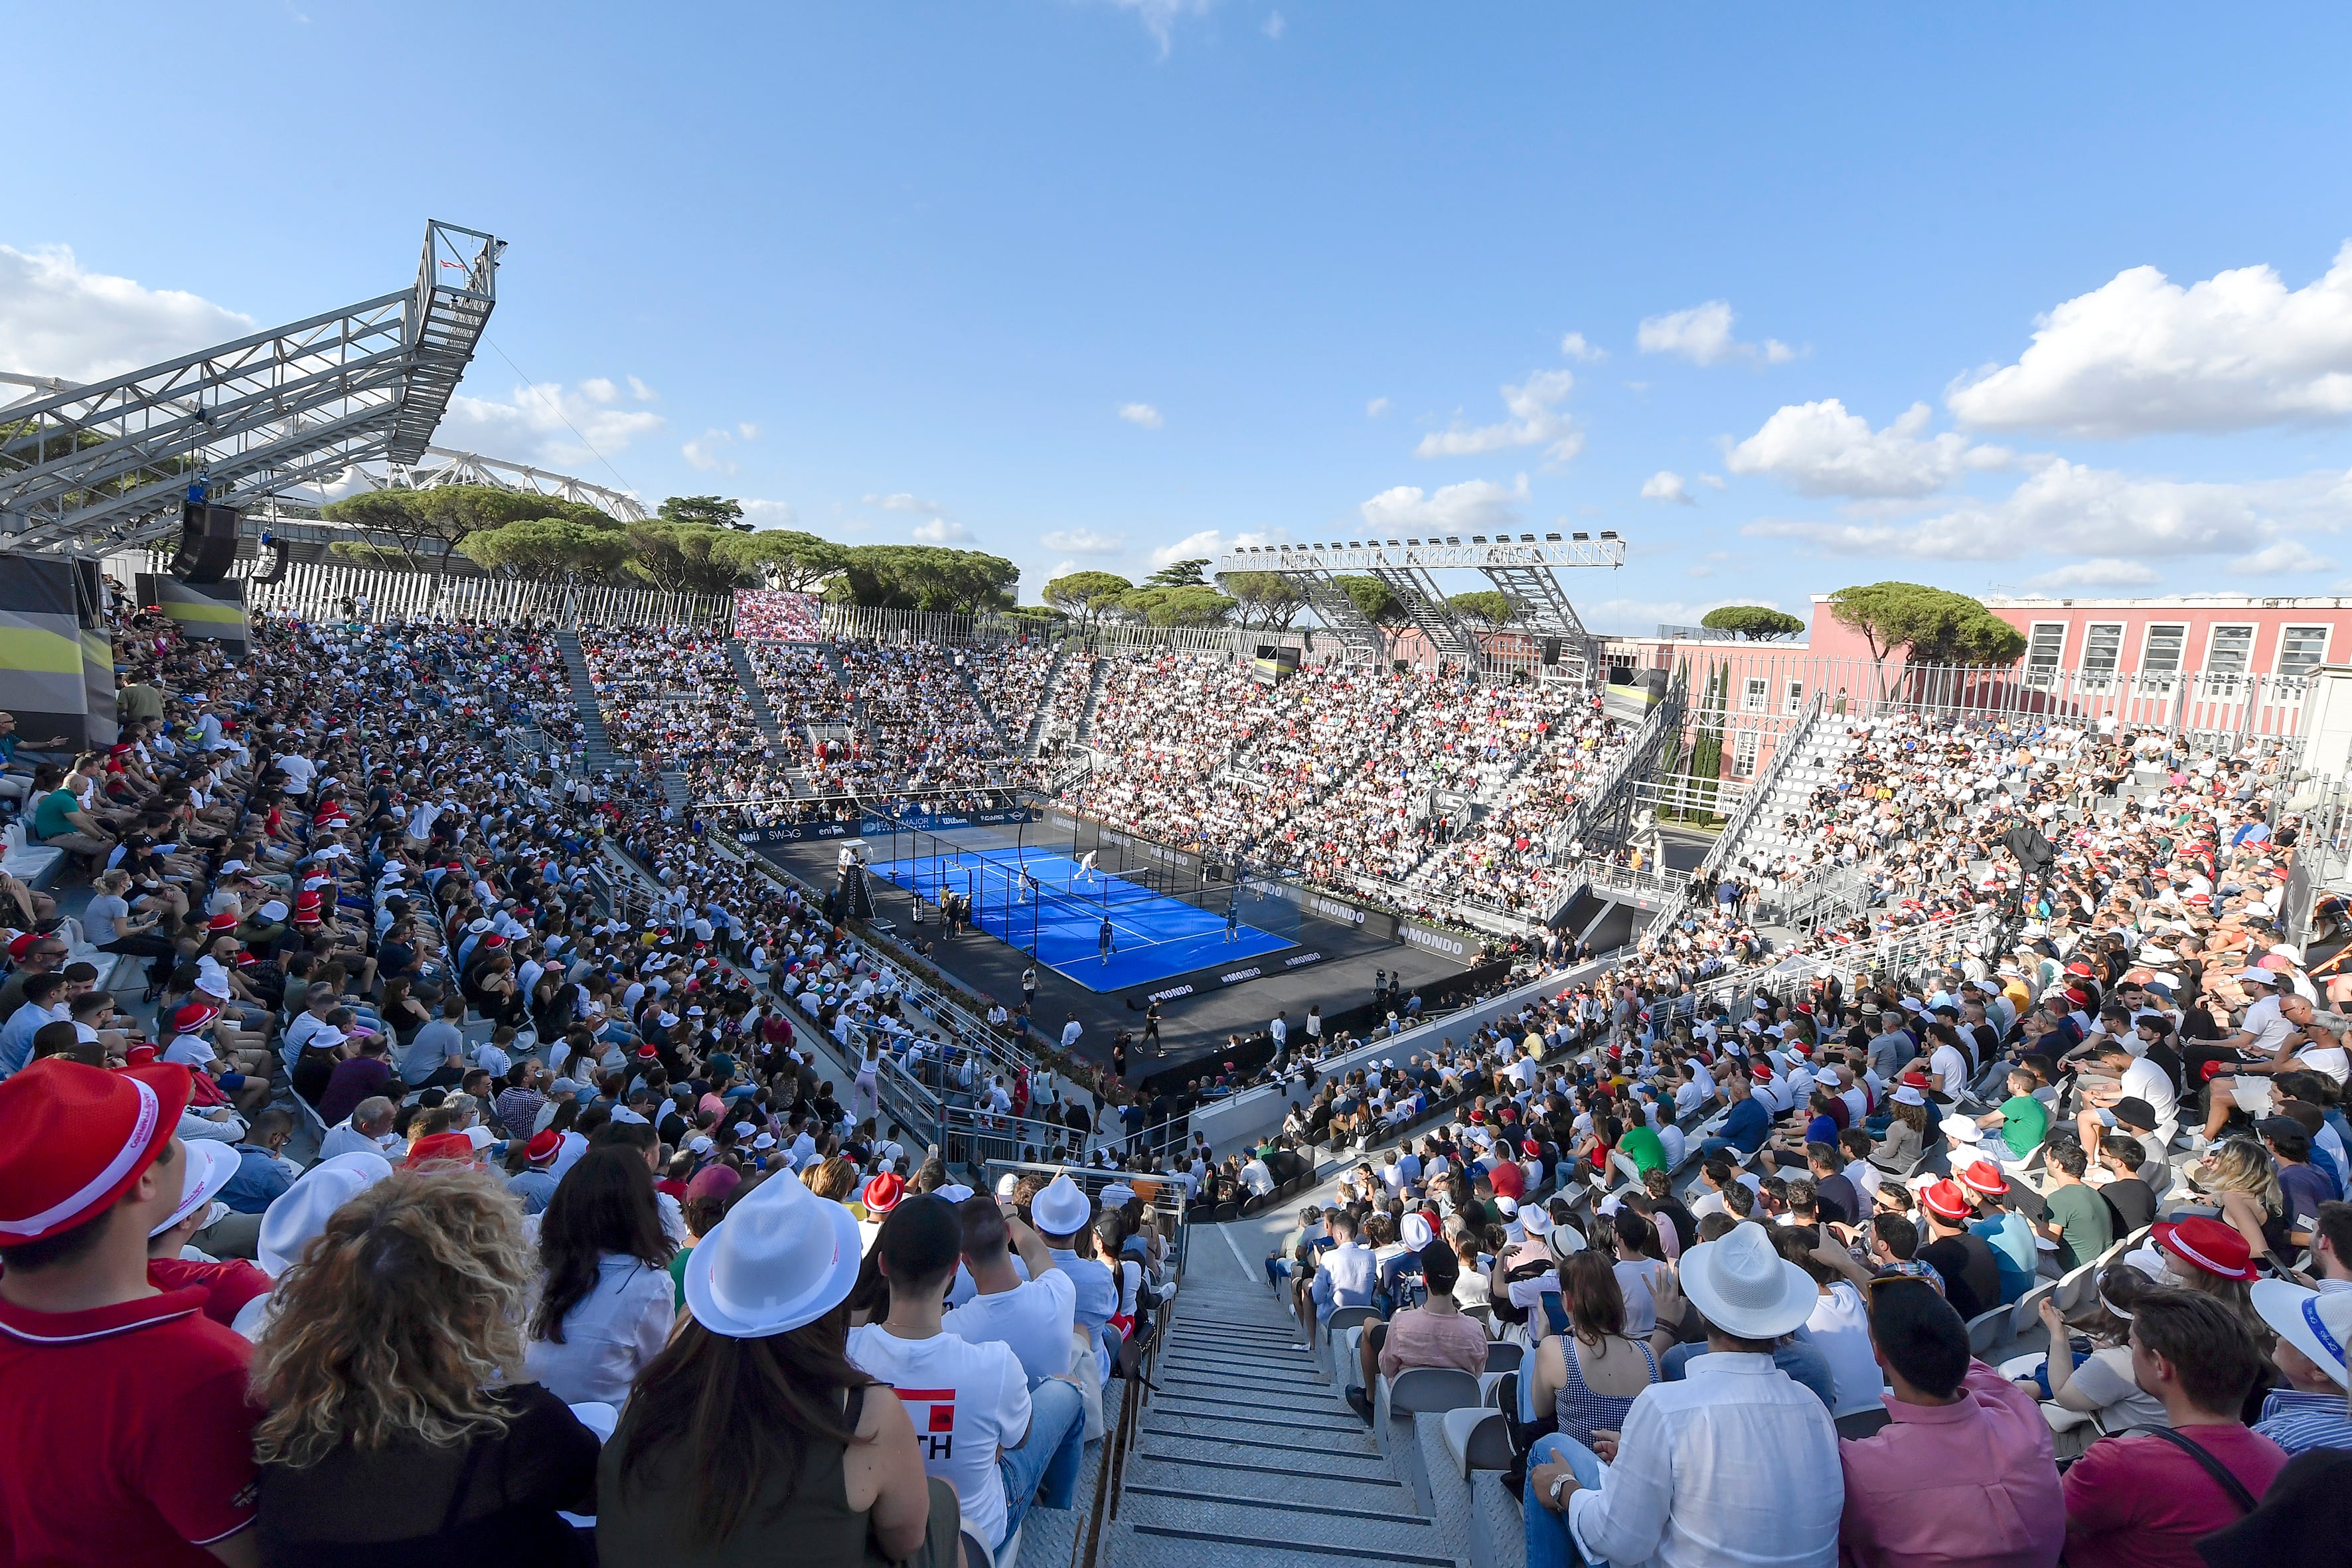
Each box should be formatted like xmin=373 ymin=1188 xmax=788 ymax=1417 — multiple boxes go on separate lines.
xmin=1838 ymin=1276 xmax=2065 ymax=1567
xmin=0 ymin=1059 xmax=262 ymax=1566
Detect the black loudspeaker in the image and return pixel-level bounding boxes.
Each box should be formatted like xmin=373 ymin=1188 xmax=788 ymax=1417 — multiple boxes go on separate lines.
xmin=252 ymin=532 xmax=293 ymax=586
xmin=169 ymin=501 xmax=242 ymax=583
xmin=1541 ymin=636 xmax=1564 ymax=666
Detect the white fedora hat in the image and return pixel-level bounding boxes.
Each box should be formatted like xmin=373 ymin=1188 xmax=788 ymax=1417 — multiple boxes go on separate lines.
xmin=684 ymin=1170 xmax=864 ymax=1338
xmin=258 ymin=1150 xmax=395 ymax=1277
xmin=1678 ymin=1222 xmax=1817 ymax=1340
xmin=1520 ymin=1206 xmax=1555 ymax=1239
xmin=1030 ymin=1173 xmax=1092 ymax=1235
xmin=1546 ymin=1221 xmax=1586 ymax=1260
xmin=1401 ymin=1212 xmax=1436 ymax=1250
xmin=151 ymin=1139 xmax=240 ymax=1238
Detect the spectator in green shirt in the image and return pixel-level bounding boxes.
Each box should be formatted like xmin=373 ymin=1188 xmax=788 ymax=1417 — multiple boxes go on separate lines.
xmin=1976 ymin=1067 xmax=2049 ymax=1164
xmin=2039 ymin=1141 xmax=2114 ymax=1269
xmin=1618 ymin=1119 xmax=1668 ymax=1176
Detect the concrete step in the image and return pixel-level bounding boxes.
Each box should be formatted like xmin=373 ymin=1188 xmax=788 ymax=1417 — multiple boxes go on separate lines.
xmin=1115 ymin=1488 xmax=1454 ymax=1561
xmin=1121 ymin=1450 xmax=1413 ymax=1511
xmin=1140 ymin=1408 xmax=1380 ymax=1452
xmin=1107 ymin=1518 xmax=1462 ymax=1568
xmin=1132 ymin=1429 xmax=1400 ymax=1484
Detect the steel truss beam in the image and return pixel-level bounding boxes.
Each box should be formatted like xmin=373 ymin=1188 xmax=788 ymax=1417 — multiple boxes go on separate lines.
xmin=0 ymin=220 xmax=503 ymax=555
xmin=1215 ymin=529 xmax=1625 ymax=674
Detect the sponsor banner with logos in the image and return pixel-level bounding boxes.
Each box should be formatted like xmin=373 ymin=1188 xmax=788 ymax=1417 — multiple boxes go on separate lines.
xmin=741 ymin=820 xmax=858 ymax=846
xmin=1251 ymin=879 xmax=1399 ymax=942
xmin=1127 ymin=945 xmax=1325 ymax=1009
xmin=1397 ymin=917 xmax=1474 ymax=965
xmin=739 ymin=807 xmax=1038 ymax=847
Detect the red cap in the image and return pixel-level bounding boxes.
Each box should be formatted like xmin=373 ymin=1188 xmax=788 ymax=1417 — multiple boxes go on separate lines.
xmin=524 ymin=1128 xmax=562 ymax=1165
xmin=1901 ymin=1071 xmax=1931 ymax=1089
xmin=862 ymin=1173 xmax=905 ymax=1214
xmin=1749 ymin=1061 xmax=1774 ymax=1080
xmin=0 ymin=1060 xmax=191 ymax=1244
xmin=2154 ymin=1217 xmax=2259 ymax=1282
xmin=1521 ymin=1138 xmax=1541 ymax=1157
xmin=1960 ymin=1160 xmax=2009 ymax=1196
xmin=404 ymin=1133 xmax=477 ymax=1168
xmin=206 ymin=911 xmax=239 ymax=933
xmin=2065 ymin=961 xmax=2094 ymax=979
xmin=171 ymin=1001 xmax=220 ymax=1034
xmin=635 ymin=1042 xmax=658 ymax=1059
xmin=1921 ymin=1180 xmax=1972 ymax=1221
xmin=5 ymin=933 xmax=36 ymax=961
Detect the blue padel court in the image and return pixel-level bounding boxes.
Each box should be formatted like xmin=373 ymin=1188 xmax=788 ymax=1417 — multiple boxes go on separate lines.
xmin=869 ymin=847 xmax=1293 ymax=991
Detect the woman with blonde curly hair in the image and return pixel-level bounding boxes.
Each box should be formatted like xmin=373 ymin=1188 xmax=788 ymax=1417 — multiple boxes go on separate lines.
xmin=803 ymin=1154 xmax=859 ymax=1202
xmin=2193 ymin=1135 xmax=2292 ymax=1265
xmin=248 ymin=1166 xmax=600 ymax=1566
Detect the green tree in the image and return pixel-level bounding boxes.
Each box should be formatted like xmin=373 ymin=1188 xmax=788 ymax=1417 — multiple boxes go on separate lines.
xmin=1143 ymin=558 xmax=1210 ymax=589
xmin=623 ymin=522 xmax=751 ymax=593
xmin=1827 ymin=582 xmax=2026 ymax=692
xmin=714 ymin=529 xmax=847 ymax=593
xmin=458 ymin=516 xmax=633 ymax=580
xmin=1701 ymin=604 xmax=1807 ymax=641
xmin=1333 ymin=574 xmax=1403 ymax=625
xmin=321 ymin=485 xmax=614 ymax=569
xmin=658 ymin=495 xmax=747 ymax=530
xmin=1043 ymin=570 xmax=1134 ymax=630
xmin=1223 ymin=571 xmax=1304 ymax=631
xmin=826 ymin=546 xmax=1020 ymax=613
xmin=1447 ymin=590 xmax=1516 ymax=627
xmin=1117 ymin=584 xmax=1236 ymax=628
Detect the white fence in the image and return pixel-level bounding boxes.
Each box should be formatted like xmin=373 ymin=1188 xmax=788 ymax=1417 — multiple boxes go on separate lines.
xmin=116 ymin=555 xmax=734 ymax=631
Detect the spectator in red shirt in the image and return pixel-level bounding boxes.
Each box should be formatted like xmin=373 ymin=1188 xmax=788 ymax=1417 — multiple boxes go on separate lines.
xmin=0 ymin=1059 xmax=263 ymax=1566
xmin=2061 ymin=1289 xmax=2291 ymax=1568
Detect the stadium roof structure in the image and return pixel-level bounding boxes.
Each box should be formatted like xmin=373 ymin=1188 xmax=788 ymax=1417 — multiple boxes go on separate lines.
xmin=1214 ymin=531 xmax=1627 ymax=678
xmin=0 ymin=220 xmax=504 ymax=556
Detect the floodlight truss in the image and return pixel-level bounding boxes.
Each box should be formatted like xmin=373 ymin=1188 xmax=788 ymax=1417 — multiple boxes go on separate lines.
xmin=1214 ymin=532 xmax=1626 ymax=676
xmin=0 ymin=220 xmax=504 ymax=555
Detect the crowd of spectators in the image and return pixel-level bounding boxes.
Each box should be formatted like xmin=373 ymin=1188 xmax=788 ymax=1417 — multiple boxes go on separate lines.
xmin=0 ymin=598 xmax=1210 ymax=1568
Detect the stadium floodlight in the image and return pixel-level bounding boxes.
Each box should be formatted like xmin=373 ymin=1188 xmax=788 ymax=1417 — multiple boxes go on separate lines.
xmin=1599 ymin=530 xmax=1620 ymax=540
xmin=1445 ymin=536 xmax=1460 ymax=544
xmin=1572 ymin=531 xmax=1590 ymax=541
xmin=1545 ymin=532 xmax=1562 ymax=542
xmin=1470 ymin=535 xmax=1486 ymax=544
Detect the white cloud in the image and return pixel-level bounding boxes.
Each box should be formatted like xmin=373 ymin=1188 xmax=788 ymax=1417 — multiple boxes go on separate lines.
xmin=737 ymin=422 xmax=759 ymax=439
xmin=1641 ymin=470 xmax=1695 ymax=505
xmin=0 ymin=242 xmax=256 ymax=382
xmin=1150 ymin=528 xmax=1225 ymax=567
xmin=2229 ymin=538 xmax=2335 ymax=576
xmin=740 ymin=499 xmax=799 ymax=528
xmin=1359 ymin=475 xmax=1528 ymax=536
xmin=1048 ymin=560 xmax=1081 ymax=581
xmin=1948 ymin=242 xmax=2352 ymax=436
xmin=911 ymin=517 xmax=973 ymax=544
xmin=864 ymin=492 xmax=941 ymax=512
xmin=1118 ymin=402 xmax=1164 ymax=429
xmin=1099 ymin=0 xmax=1214 ymax=54
xmin=1413 ymin=370 xmax=1582 ymax=463
xmin=439 ymin=378 xmax=666 ymax=469
xmin=2026 ymin=558 xmax=2161 ymax=589
xmin=682 ymin=428 xmax=744 ymax=473
xmin=626 ymin=375 xmax=658 ymax=402
xmin=1366 ymin=396 xmax=1391 ymax=418
xmin=1747 ymin=457 xmax=2352 ymax=564
xmin=1725 ymin=399 xmax=2011 ymax=498
xmin=1635 ymin=299 xmax=1795 ymax=366
xmin=1559 ymin=331 xmax=1605 ymax=362
xmin=1697 ymin=473 xmax=1726 ymax=490
xmin=1040 ymin=527 xmax=1127 ymax=554
xmin=1262 ymin=9 xmax=1284 ymax=38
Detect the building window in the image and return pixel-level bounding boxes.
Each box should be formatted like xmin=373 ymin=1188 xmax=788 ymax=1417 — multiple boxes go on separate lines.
xmin=2082 ymin=623 xmax=2124 ymax=679
xmin=2025 ymin=623 xmax=2067 ymax=677
xmin=1743 ymin=677 xmax=1768 ymax=714
xmin=1733 ymin=729 xmax=1761 ymax=775
xmin=2207 ymin=624 xmax=2254 ymax=676
xmin=2279 ymin=626 xmax=2329 ymax=676
xmin=2142 ymin=623 xmax=2187 ymax=676
xmin=1784 ymin=680 xmax=1804 ymax=715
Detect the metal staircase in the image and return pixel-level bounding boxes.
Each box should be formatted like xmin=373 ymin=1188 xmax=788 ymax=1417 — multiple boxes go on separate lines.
xmin=552 ymin=629 xmax=619 ymax=775
xmin=1018 ymin=638 xmax=1075 ymax=759
xmin=957 ymin=661 xmax=1013 ymax=753
xmin=725 ymin=639 xmax=788 ymax=746
xmin=1 ymin=220 xmax=504 ymax=554
xmin=1073 ymin=655 xmax=1113 ymax=744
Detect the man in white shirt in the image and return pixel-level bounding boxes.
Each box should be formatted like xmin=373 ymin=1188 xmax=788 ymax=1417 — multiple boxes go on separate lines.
xmin=850 ymin=1196 xmax=1085 ymax=1558
xmin=1240 ymin=1153 xmax=1275 ymax=1198
xmin=1527 ymin=1221 xmax=1842 ymax=1567
xmin=1060 ymin=1014 xmax=1083 ymax=1052
xmin=2075 ymin=1037 xmax=2179 ymax=1160
xmin=1308 ymin=1210 xmax=1376 ymax=1334
xmin=943 ymin=1198 xmax=1077 ymax=1387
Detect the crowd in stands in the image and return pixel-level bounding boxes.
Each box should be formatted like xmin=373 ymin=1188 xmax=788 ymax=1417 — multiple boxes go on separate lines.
xmin=0 ymin=597 xmax=1209 ymax=1568
xmin=579 ymin=629 xmax=797 ymax=812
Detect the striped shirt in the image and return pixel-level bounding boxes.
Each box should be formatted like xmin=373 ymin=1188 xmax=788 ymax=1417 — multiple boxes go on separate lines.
xmin=2255 ymin=1388 xmax=2352 ymax=1456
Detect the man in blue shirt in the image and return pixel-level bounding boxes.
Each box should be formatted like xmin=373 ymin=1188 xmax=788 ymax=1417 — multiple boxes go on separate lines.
xmin=1700 ymin=1071 xmax=1770 ymax=1162
xmin=2251 ymin=1281 xmax=2352 ymax=1454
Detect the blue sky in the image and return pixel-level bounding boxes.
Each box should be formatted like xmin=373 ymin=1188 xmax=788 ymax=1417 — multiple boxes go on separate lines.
xmin=8 ymin=3 xmax=2352 ymax=631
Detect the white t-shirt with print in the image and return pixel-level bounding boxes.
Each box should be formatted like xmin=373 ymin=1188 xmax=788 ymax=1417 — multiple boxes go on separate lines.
xmin=848 ymin=1324 xmax=1030 ymax=1551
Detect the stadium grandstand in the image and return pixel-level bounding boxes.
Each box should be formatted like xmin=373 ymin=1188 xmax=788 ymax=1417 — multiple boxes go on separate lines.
xmin=6 ymin=224 xmax=2352 ymax=1568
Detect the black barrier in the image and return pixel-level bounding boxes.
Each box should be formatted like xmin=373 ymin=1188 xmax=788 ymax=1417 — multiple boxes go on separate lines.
xmin=1119 ymin=943 xmax=1330 ymax=1010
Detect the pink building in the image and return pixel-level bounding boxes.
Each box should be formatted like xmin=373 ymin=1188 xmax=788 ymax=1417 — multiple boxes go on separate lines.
xmin=1974 ymin=593 xmax=2348 ymax=684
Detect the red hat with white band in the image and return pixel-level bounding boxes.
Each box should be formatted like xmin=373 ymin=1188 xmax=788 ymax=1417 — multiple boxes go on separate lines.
xmin=2152 ymin=1217 xmax=2260 ymax=1283
xmin=0 ymin=1059 xmax=191 ymax=1245
xmin=524 ymin=1128 xmax=562 ymax=1166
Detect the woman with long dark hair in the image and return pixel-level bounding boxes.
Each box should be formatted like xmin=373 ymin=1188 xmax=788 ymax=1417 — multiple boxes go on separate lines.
xmin=597 ymin=1175 xmax=956 ymax=1567
xmin=524 ymin=1144 xmax=676 ymax=1406
xmin=1525 ymin=1250 xmax=1661 ymax=1451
